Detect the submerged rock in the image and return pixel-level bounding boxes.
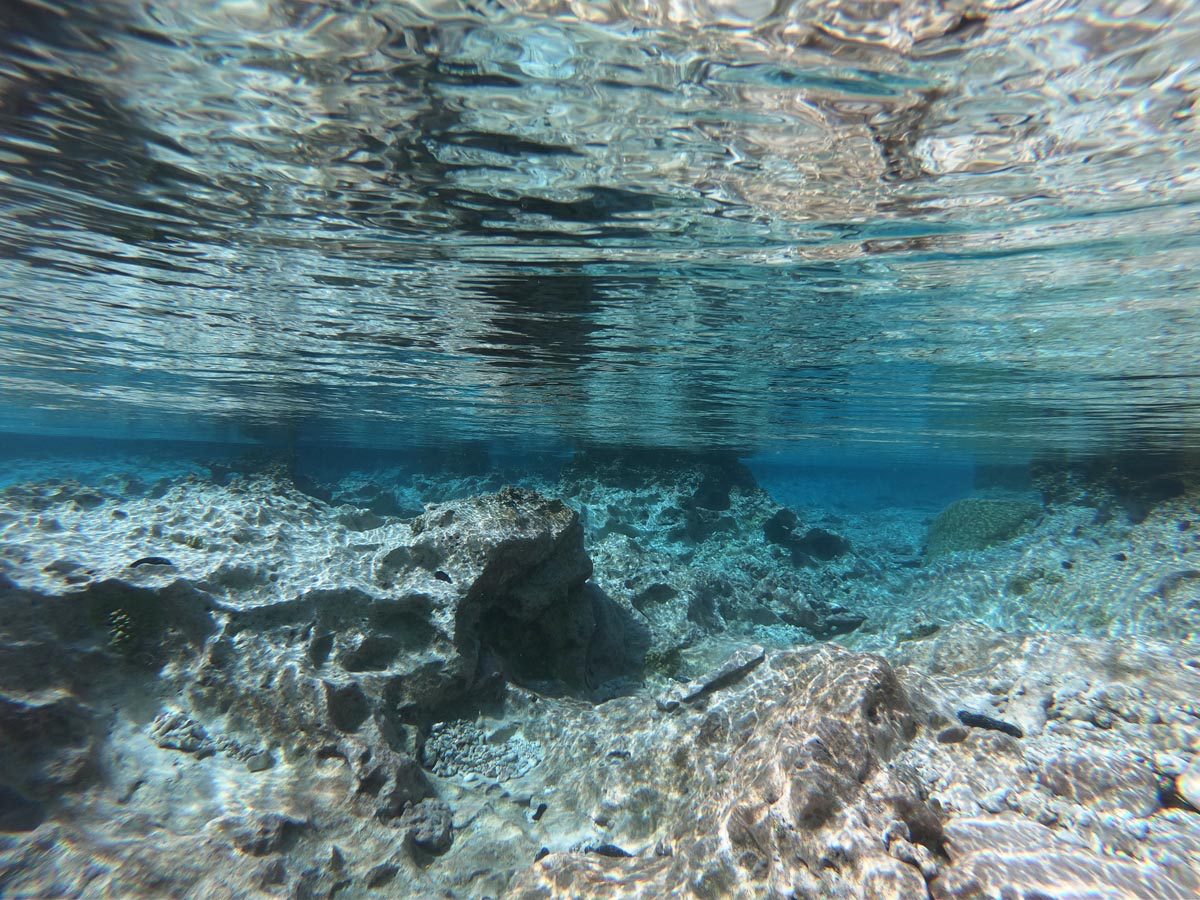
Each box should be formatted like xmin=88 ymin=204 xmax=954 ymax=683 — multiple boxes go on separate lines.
xmin=926 ymin=497 xmax=1041 ymax=556
xmin=763 ymin=509 xmax=851 ymax=565
xmin=932 ymin=816 xmax=1195 ymax=899
xmin=402 ymin=798 xmax=453 ymax=855
xmin=2 ymin=467 xmax=1198 ymax=898
xmin=511 ymin=645 xmax=933 ymax=898
xmin=185 ymin=487 xmax=626 ymax=817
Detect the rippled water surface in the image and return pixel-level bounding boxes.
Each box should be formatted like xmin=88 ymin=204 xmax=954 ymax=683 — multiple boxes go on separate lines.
xmin=2 ymin=0 xmax=1199 ymax=454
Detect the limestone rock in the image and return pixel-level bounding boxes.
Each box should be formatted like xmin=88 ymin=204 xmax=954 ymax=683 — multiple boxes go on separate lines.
xmin=0 ymin=690 xmax=95 ymax=796
xmin=402 ymin=798 xmax=454 ymax=855
xmin=509 ymin=645 xmax=934 ymax=898
xmin=933 ymin=816 xmax=1197 ymax=899
xmin=184 ymin=488 xmax=616 ymax=817
xmin=1037 ymin=749 xmax=1160 ymax=817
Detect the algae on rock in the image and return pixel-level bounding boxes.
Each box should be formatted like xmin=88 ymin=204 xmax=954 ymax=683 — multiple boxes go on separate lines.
xmin=926 ymin=497 xmax=1041 ymax=557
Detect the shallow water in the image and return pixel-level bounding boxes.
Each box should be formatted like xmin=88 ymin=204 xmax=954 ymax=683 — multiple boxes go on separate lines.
xmin=2 ymin=3 xmax=1200 ymax=899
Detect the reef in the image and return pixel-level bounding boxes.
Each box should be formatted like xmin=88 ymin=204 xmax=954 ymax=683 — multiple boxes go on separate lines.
xmin=0 ymin=455 xmax=1198 ymax=898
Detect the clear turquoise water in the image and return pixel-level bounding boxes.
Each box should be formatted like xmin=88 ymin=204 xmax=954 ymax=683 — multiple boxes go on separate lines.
xmin=4 ymin=9 xmax=1200 ymax=895
xmin=2 ymin=1 xmax=1199 ymax=459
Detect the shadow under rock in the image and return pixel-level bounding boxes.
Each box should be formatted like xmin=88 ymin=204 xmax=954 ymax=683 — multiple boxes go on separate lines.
xmin=475 ymin=583 xmax=649 ymax=704
xmin=583 ymin=583 xmax=651 ymax=700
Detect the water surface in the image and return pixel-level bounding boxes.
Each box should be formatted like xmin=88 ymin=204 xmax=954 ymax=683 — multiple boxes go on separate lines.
xmin=1 ymin=0 xmax=1199 ymax=456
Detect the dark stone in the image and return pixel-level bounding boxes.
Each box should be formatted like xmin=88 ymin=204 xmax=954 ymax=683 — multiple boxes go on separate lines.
xmin=587 ymin=843 xmax=634 ymax=858
xmin=129 ymin=556 xmax=174 ymax=569
xmin=256 ymin=858 xmax=287 ymax=887
xmin=765 ymin=512 xmax=850 ymax=565
xmin=324 ymin=682 xmax=370 ymax=733
xmin=403 ymin=798 xmax=453 ymax=855
xmin=583 ymin=584 xmax=650 ymax=695
xmin=632 ymin=583 xmax=679 ymax=613
xmin=686 ymin=588 xmax=722 ymax=630
xmin=817 ymin=612 xmax=867 ymax=637
xmin=779 ymin=605 xmax=819 ymax=632
xmin=365 ymin=864 xmax=399 ymax=888
xmin=532 ymin=802 xmax=547 ymax=821
xmin=956 ymin=710 xmax=1023 ymax=738
xmin=232 ymin=813 xmax=307 ymax=856
xmin=743 ymin=605 xmax=783 ymax=626
xmin=309 ymin=632 xmax=334 ymax=667
xmin=764 ymin=509 xmax=801 ymax=546
xmin=0 ymin=691 xmax=95 ymax=794
xmin=434 ymin=570 xmax=451 ymax=583
xmin=683 ymin=506 xmax=736 ymax=542
xmin=936 ymin=726 xmax=969 ymax=744
xmin=690 ymin=477 xmax=731 ymax=511
xmin=72 ymin=492 xmax=104 ymax=510
xmin=795 ymin=527 xmax=851 ymax=561
xmin=900 ymin=622 xmax=940 ymax=642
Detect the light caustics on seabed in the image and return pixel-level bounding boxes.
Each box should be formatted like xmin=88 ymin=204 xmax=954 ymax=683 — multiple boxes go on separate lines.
xmin=1 ymin=3 xmax=1200 ymax=900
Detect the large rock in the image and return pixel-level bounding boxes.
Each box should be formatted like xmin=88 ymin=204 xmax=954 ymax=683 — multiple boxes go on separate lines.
xmin=926 ymin=498 xmax=1041 ymax=557
xmin=187 ymin=487 xmax=611 ymax=815
xmin=508 ymin=645 xmax=938 ymax=898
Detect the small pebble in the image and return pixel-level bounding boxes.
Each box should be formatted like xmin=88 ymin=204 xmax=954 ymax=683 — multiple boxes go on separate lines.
xmin=936 ymin=726 xmax=968 ymax=744
xmin=245 ymin=752 xmax=274 ymax=773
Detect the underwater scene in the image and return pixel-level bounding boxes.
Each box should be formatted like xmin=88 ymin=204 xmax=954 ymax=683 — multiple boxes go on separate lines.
xmin=2 ymin=1 xmax=1200 ymax=897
